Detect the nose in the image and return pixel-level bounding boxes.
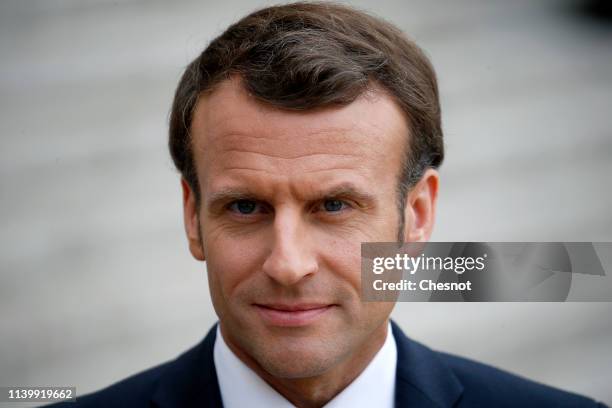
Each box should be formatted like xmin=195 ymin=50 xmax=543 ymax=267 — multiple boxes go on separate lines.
xmin=262 ymin=208 xmax=318 ymax=286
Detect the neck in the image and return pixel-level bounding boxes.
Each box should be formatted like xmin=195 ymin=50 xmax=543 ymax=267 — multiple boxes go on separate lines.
xmin=220 ymin=321 xmax=389 ymax=408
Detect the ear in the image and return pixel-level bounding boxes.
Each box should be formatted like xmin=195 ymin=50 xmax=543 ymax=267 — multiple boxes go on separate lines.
xmin=403 ymin=168 xmax=439 ymax=242
xmin=181 ymin=178 xmax=206 ymax=261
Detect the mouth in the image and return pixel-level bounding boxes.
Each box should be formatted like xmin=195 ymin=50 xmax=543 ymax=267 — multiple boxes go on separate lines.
xmin=253 ymin=303 xmax=335 ymax=327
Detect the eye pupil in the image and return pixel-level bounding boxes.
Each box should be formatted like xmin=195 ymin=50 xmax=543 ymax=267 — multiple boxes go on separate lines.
xmin=236 ymin=200 xmax=256 ymax=214
xmin=324 ymin=200 xmax=344 ymax=212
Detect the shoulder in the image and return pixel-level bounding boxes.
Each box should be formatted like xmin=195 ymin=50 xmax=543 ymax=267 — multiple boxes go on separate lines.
xmin=46 ymin=327 xmax=221 ymax=408
xmin=390 ymin=321 xmax=606 ymax=407
xmin=436 ymin=350 xmax=605 ymax=407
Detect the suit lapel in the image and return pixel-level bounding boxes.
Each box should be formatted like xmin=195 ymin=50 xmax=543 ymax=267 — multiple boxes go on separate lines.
xmin=392 ymin=321 xmax=464 ymax=408
xmin=151 ymin=325 xmax=223 ymax=408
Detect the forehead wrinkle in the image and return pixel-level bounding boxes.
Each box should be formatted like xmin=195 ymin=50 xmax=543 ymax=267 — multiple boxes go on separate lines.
xmin=206 ymin=166 xmax=372 ymax=205
xmin=207 ymin=128 xmax=369 ymax=168
xmin=218 ymin=147 xmax=360 ymax=161
xmin=192 ymin=80 xmax=408 ymax=195
xmin=198 ymin=95 xmax=361 ymax=143
xmin=193 ymin=114 xmax=397 ymax=173
xmin=197 ymin=130 xmax=369 ymax=169
xmin=215 ymin=150 xmax=364 ymax=178
xmin=212 ymin=125 xmax=364 ymax=147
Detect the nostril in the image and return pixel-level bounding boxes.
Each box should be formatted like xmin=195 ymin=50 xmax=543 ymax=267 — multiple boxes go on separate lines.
xmin=262 ymin=250 xmax=318 ymax=286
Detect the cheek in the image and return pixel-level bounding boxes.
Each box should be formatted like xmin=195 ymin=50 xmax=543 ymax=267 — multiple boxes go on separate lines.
xmin=319 ymin=236 xmax=394 ymax=328
xmin=361 ymin=301 xmax=395 ymax=333
xmin=319 ymin=237 xmax=362 ymax=292
xmin=317 ymin=234 xmax=364 ymax=322
xmin=315 ymin=216 xmax=397 ymax=291
xmin=204 ymin=231 xmax=266 ymax=302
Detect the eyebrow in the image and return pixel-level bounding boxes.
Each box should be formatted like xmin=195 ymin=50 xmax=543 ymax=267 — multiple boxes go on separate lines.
xmin=304 ymin=183 xmax=376 ymax=208
xmin=206 ymin=188 xmax=258 ymax=211
xmin=206 ymin=183 xmax=376 ymax=211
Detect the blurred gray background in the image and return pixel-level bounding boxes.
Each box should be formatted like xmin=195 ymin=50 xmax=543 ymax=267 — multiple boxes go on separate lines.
xmin=1 ymin=0 xmax=611 ymax=406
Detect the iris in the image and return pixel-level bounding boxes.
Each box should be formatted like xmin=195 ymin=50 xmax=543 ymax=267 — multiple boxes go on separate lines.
xmin=232 ymin=200 xmax=257 ymax=214
xmin=324 ymin=199 xmax=344 ymax=212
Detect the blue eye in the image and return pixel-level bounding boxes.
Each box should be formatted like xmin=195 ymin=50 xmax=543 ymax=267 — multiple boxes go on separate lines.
xmin=323 ymin=199 xmax=346 ymax=212
xmin=229 ymin=200 xmax=258 ymax=214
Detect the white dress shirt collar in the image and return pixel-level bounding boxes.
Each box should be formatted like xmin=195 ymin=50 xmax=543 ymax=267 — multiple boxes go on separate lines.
xmin=213 ymin=323 xmax=397 ymax=408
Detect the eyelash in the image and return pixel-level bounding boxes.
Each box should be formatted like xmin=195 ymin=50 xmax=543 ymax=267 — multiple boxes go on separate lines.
xmin=227 ymin=200 xmax=269 ymax=216
xmin=225 ymin=199 xmax=353 ymax=217
xmin=315 ymin=200 xmax=351 ymax=214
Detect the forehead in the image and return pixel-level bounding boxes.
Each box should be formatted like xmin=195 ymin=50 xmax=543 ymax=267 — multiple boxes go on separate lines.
xmin=190 ymin=78 xmax=409 ymax=196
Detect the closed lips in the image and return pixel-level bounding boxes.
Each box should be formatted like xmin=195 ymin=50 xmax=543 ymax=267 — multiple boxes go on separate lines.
xmin=256 ymin=304 xmax=332 ymax=311
xmin=253 ymin=303 xmax=335 ymax=326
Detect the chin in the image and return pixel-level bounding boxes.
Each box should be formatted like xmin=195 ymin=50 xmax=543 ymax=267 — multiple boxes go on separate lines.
xmin=247 ymin=334 xmax=348 ymax=379
xmin=259 ymin=350 xmax=340 ymax=379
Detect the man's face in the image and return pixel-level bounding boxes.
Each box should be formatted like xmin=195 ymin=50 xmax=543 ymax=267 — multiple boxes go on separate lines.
xmin=183 ymin=78 xmax=431 ymax=379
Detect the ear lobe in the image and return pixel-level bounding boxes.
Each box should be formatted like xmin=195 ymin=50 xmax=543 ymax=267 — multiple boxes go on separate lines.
xmin=403 ymin=168 xmax=439 ymax=242
xmin=181 ymin=178 xmax=206 ymax=261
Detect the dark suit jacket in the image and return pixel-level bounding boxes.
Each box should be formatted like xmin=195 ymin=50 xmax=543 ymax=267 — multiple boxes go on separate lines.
xmin=50 ymin=321 xmax=607 ymax=407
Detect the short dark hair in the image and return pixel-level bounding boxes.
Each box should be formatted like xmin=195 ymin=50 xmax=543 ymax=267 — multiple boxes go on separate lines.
xmin=168 ymin=1 xmax=443 ymax=239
